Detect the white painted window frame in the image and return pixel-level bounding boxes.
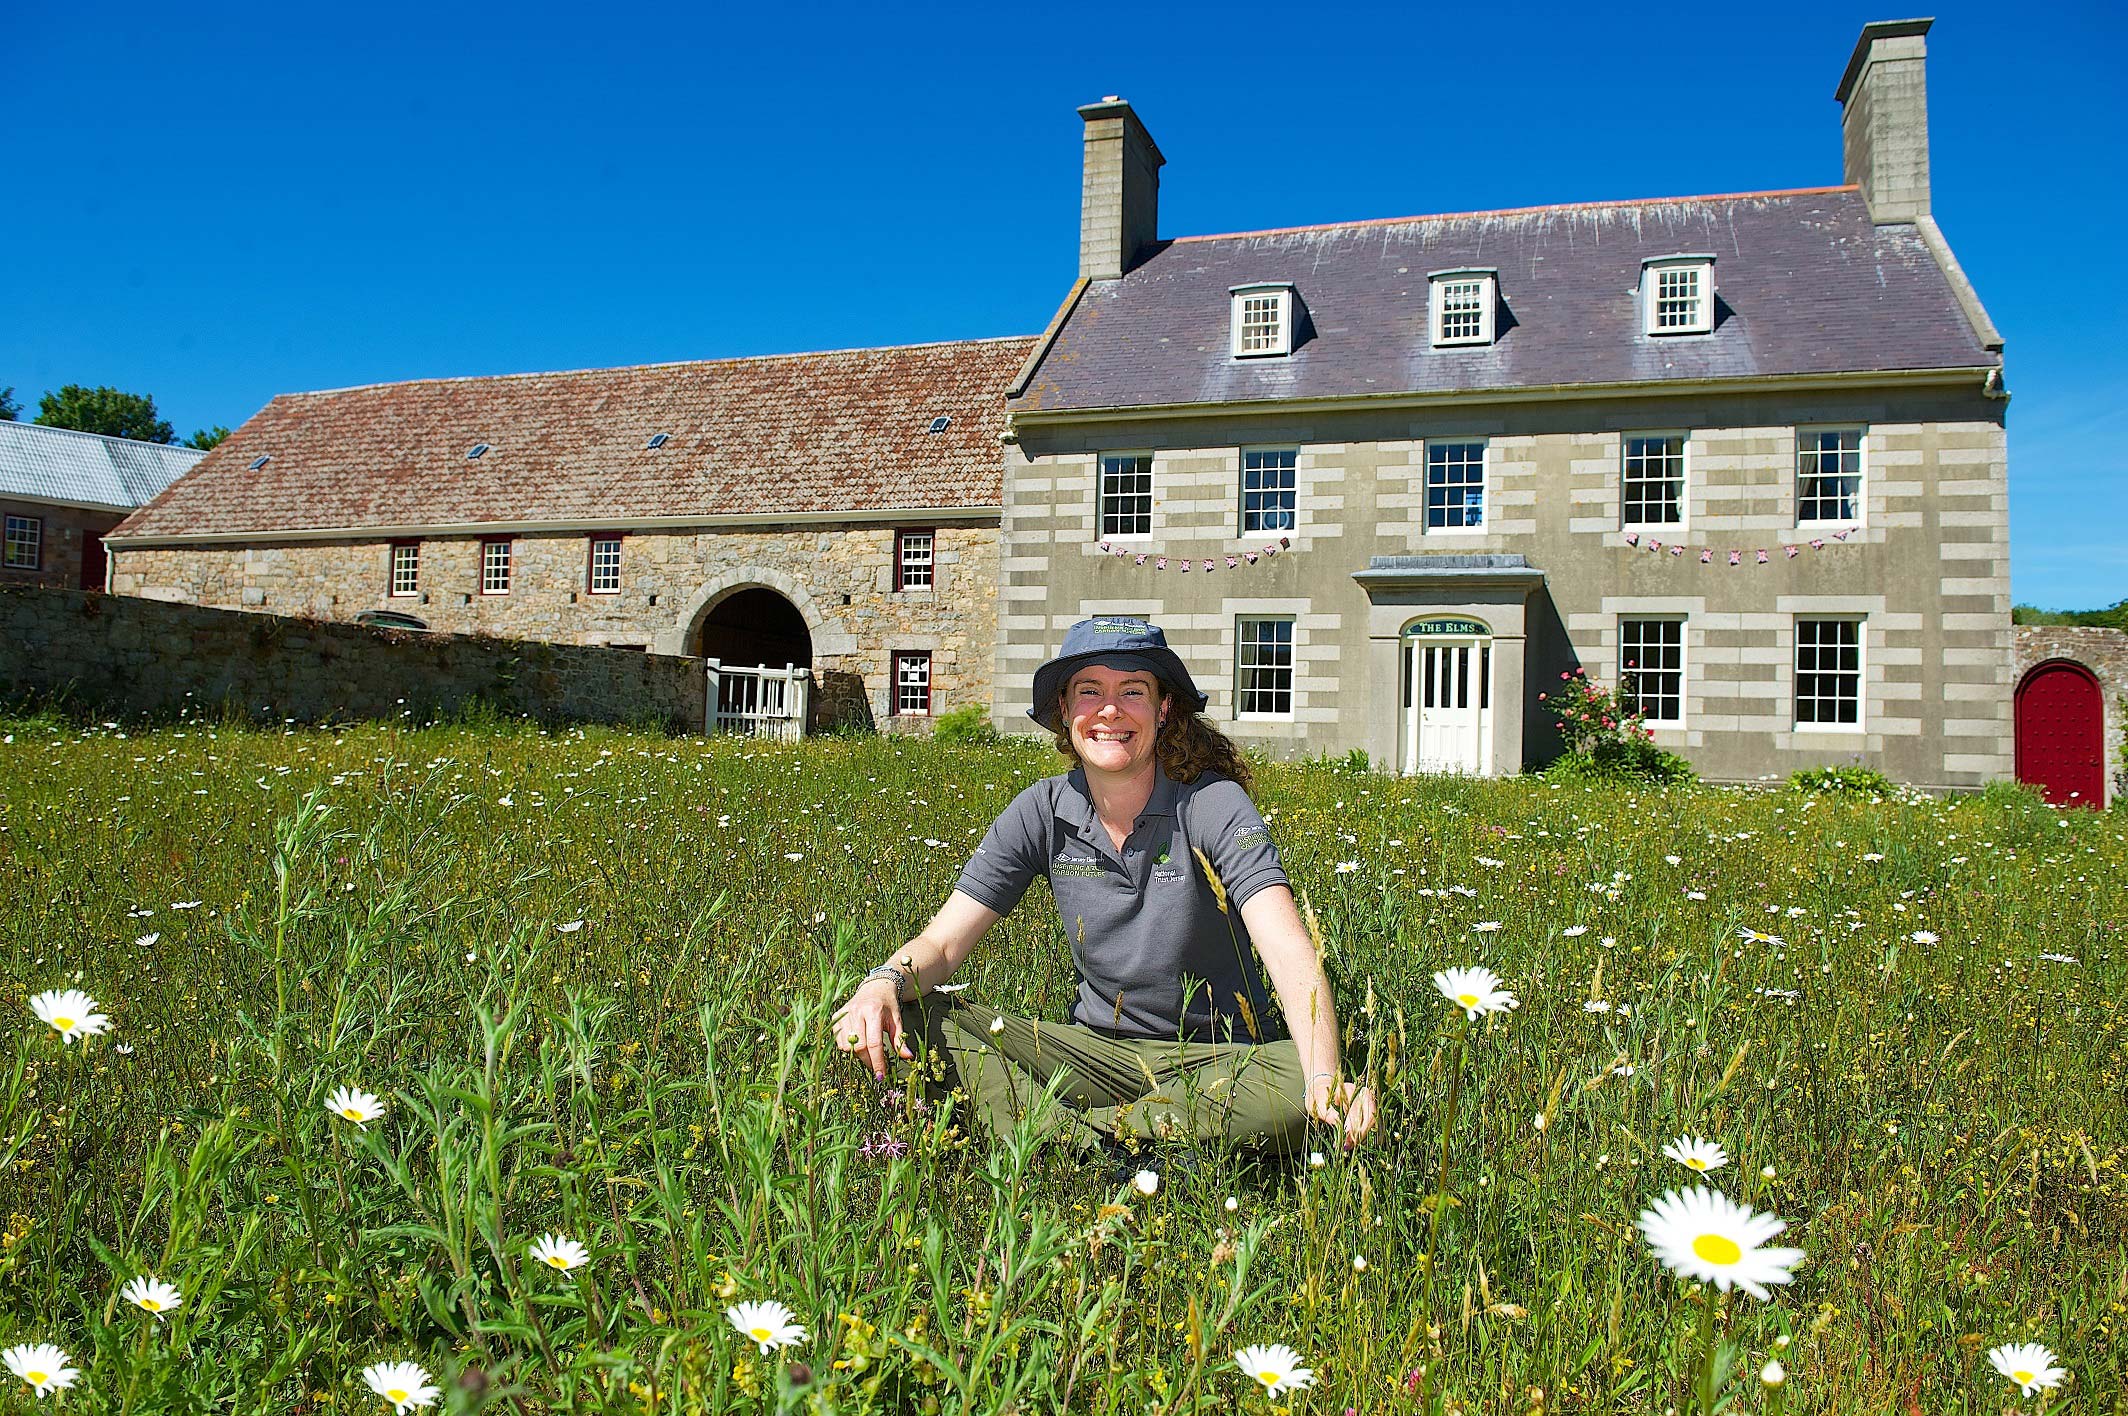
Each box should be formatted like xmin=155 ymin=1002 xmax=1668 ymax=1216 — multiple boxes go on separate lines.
xmin=1229 ymin=283 xmax=1294 ymax=358
xmin=1098 ymin=452 xmax=1155 ymax=541
xmin=1238 ymin=446 xmax=1299 ymax=535
xmin=895 ymin=528 xmax=935 ymax=591
xmin=1795 ymin=426 xmax=1868 ymax=529
xmin=1792 ymin=615 xmax=1866 ymax=733
xmin=893 ymin=649 xmax=933 ymax=716
xmin=1621 ymin=431 xmax=1691 ymax=531
xmin=1641 ymin=255 xmax=1715 ymax=335
xmin=1234 ymin=615 xmax=1297 ymax=721
xmin=480 ymin=538 xmax=512 ymax=596
xmin=4 ymin=514 xmax=42 ymax=570
xmin=389 ymin=541 xmax=420 ymax=597
xmin=1428 ymin=269 xmax=1497 ymax=346
xmin=1617 ymin=615 xmax=1688 ymax=728
xmin=588 ymin=536 xmax=623 ymax=594
xmin=1422 ymin=438 xmax=1489 ymax=535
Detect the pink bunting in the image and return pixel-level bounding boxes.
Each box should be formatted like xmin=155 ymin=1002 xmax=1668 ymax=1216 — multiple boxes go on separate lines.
xmin=1755 ymin=549 xmax=1770 ymax=564
xmin=1809 ymin=538 xmax=1824 ymax=550
xmin=1624 ymin=532 xmax=1640 ymax=546
xmin=1728 ymin=550 xmax=1741 ymax=566
xmin=1202 ymin=560 xmax=1214 ymax=572
xmin=1244 ymin=551 xmax=1259 ymax=564
xmin=1155 ymin=556 xmax=1168 ymax=570
xmin=1784 ymin=545 xmax=1800 ymax=558
xmin=1669 ymin=545 xmax=1684 ymax=556
xmin=1098 ymin=540 xmax=1112 ymax=552
xmin=1225 ymin=555 xmax=1240 ymax=569
xmin=1179 ymin=558 xmax=1190 ymax=572
xmin=1649 ymin=539 xmax=1663 ymax=552
xmin=1834 ymin=528 xmax=1851 ymax=541
xmin=1699 ymin=549 xmax=1714 ymax=564
xmin=1134 ymin=554 xmax=1147 ymax=566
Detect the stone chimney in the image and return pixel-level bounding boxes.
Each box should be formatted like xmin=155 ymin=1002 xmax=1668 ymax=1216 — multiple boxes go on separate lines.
xmin=1078 ymin=97 xmax=1164 ymax=281
xmin=1835 ymin=18 xmax=1934 ymax=223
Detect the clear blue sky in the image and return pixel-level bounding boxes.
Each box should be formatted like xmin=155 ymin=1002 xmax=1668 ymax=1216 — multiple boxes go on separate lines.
xmin=7 ymin=0 xmax=2121 ymax=608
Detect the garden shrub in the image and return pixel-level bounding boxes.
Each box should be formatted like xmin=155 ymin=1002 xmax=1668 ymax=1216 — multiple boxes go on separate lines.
xmin=1788 ymin=764 xmax=1897 ymax=796
xmin=1537 ymin=667 xmax=1696 ymax=784
xmin=931 ymin=703 xmax=998 ymax=744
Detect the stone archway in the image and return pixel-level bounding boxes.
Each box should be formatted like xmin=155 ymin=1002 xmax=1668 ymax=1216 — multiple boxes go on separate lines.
xmin=661 ymin=566 xmax=833 ymax=659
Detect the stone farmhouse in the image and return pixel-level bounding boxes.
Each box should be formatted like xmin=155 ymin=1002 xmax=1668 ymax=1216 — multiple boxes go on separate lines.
xmin=0 ymin=420 xmax=202 ymax=593
xmin=100 ymin=20 xmax=2122 ymax=802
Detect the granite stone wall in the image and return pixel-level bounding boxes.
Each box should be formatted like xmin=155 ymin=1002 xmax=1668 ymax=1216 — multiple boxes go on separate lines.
xmin=0 ymin=584 xmax=704 ymax=730
xmin=107 ymin=521 xmax=999 ymax=732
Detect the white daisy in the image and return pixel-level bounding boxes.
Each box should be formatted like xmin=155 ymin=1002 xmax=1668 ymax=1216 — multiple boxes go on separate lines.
xmin=1910 ymin=930 xmax=1940 ymax=944
xmin=1473 ymin=920 xmax=1502 ymax=933
xmin=1232 ymin=1342 xmax=1314 ymax=1395
xmin=1637 ymin=1187 xmax=1804 ymax=1299
xmin=1432 ymin=966 xmax=1518 ymax=1020
xmin=1662 ymin=1135 xmax=1729 ymax=1174
xmin=527 ymin=1233 xmax=590 ymax=1272
xmin=29 ymin=988 xmax=110 ymax=1044
xmin=1132 ymin=1169 xmax=1159 ymax=1197
xmin=362 ymin=1359 xmax=440 ymax=1412
xmin=120 ymin=1274 xmax=184 ymax=1319
xmin=1986 ymin=1342 xmax=2065 ymax=1397
xmin=326 ymin=1085 xmax=385 ymax=1127
xmin=1561 ymin=924 xmax=1589 ymax=937
xmin=1333 ymin=860 xmax=1360 ymax=874
xmin=1583 ymin=1000 xmax=1612 ymax=1014
xmin=556 ymin=919 xmax=585 ymax=933
xmin=726 ymin=1299 xmax=807 ymax=1354
xmin=2 ymin=1343 xmax=78 ymax=1396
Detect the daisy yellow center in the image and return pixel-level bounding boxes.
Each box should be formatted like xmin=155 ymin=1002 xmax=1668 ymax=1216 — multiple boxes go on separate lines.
xmin=547 ymin=1255 xmax=568 ymax=1268
xmin=52 ymin=1017 xmax=74 ymax=1031
xmin=1686 ymin=1158 xmax=1707 ymax=1170
xmin=1692 ymin=1233 xmax=1743 ymax=1266
xmin=750 ymin=1327 xmax=772 ymax=1341
xmin=1457 ymin=993 xmax=1478 ymax=1007
xmin=341 ymin=1107 xmax=362 ymax=1119
xmin=141 ymin=1298 xmax=162 ymax=1310
xmin=1257 ymin=1371 xmax=1280 ymax=1387
xmin=27 ymin=1371 xmax=48 ymax=1385
xmin=387 ymin=1388 xmax=409 ymax=1401
xmin=2013 ymin=1370 xmax=2035 ymax=1384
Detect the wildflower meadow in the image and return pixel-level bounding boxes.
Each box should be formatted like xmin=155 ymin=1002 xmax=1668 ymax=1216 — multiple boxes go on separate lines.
xmin=0 ymin=714 xmax=2122 ymax=1413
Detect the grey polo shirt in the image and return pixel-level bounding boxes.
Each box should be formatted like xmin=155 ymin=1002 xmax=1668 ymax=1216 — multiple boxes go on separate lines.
xmin=954 ymin=766 xmax=1290 ymax=1043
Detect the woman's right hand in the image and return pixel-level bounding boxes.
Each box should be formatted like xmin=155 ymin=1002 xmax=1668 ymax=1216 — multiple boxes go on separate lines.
xmin=832 ymin=977 xmax=911 ymax=1081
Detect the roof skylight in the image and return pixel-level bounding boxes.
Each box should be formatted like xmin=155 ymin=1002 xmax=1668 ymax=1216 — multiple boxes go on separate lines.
xmin=467 ymin=443 xmax=491 ymax=460
xmin=248 ymin=454 xmax=271 ymax=471
xmin=647 ymin=432 xmax=671 ymax=449
xmin=926 ymin=416 xmax=951 ymax=434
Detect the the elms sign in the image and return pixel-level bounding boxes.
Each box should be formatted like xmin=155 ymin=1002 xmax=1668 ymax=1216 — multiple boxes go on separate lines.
xmin=1405 ymin=617 xmax=1491 ymax=638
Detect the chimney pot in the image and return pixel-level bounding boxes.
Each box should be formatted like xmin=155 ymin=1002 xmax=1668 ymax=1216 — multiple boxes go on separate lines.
xmin=1836 ymin=18 xmax=1934 ymax=223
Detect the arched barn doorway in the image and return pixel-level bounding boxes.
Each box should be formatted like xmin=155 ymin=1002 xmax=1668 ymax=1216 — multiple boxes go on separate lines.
xmin=2015 ymin=659 xmax=2105 ymax=807
xmin=696 ymin=586 xmax=815 ymax=738
xmin=698 ymin=587 xmax=813 ymax=670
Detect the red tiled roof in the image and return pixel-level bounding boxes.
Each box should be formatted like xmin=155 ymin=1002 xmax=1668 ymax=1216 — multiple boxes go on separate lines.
xmin=111 ymin=337 xmax=1036 ymax=541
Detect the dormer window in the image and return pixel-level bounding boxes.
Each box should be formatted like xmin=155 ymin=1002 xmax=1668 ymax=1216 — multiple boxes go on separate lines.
xmin=1642 ymin=255 xmax=1715 ymax=335
xmin=1429 ymin=269 xmax=1497 ymax=346
xmin=1230 ymin=283 xmax=1294 ymax=357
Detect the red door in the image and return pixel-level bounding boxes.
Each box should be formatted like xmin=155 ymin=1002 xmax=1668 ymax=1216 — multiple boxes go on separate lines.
xmin=2014 ymin=660 xmax=2105 ymax=807
xmin=78 ymin=530 xmax=107 ymax=591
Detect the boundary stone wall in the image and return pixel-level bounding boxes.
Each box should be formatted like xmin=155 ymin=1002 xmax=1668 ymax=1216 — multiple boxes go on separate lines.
xmin=0 ymin=585 xmax=705 ymax=731
xmin=2012 ymin=624 xmax=2128 ymax=808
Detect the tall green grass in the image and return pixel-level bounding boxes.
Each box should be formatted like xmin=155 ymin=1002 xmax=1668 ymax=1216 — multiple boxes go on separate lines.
xmin=0 ymin=719 xmax=2121 ymax=1412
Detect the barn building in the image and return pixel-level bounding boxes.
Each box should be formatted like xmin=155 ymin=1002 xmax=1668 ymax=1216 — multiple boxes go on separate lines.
xmin=0 ymin=420 xmax=202 ymax=594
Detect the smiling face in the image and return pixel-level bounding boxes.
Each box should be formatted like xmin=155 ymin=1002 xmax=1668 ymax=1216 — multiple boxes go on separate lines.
xmin=1062 ymin=663 xmax=1170 ymax=780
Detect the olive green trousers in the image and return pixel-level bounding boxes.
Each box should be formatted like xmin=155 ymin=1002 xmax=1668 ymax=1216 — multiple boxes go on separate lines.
xmin=895 ymin=996 xmax=1310 ymax=1152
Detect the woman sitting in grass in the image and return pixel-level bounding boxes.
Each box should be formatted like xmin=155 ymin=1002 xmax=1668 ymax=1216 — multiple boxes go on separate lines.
xmin=832 ymin=616 xmax=1376 ymax=1161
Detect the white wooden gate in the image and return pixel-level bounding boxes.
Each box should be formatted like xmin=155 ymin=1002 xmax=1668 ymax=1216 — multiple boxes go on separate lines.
xmin=1404 ymin=637 xmax=1493 ymax=775
xmin=705 ymin=659 xmax=810 ymax=740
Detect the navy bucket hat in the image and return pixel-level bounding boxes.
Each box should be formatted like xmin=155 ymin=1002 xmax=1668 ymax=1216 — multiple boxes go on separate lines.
xmin=1028 ymin=617 xmax=1208 ymax=732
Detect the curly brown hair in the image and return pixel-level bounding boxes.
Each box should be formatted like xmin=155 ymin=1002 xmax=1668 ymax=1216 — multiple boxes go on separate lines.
xmin=1050 ymin=676 xmax=1255 ymax=793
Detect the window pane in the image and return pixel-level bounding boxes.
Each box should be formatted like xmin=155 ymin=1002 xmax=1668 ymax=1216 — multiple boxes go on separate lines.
xmin=1240 ymin=449 xmax=1297 ymax=533
xmin=5 ymin=515 xmax=42 ymax=569
xmin=1654 ymin=267 xmax=1703 ymax=329
xmin=1236 ymin=618 xmax=1294 ymax=716
xmin=897 ymin=530 xmax=934 ymax=589
xmin=895 ymin=652 xmax=932 ymax=714
xmin=1238 ymin=292 xmax=1284 ymax=352
xmin=1100 ymin=455 xmax=1153 ymax=538
xmin=1797 ymin=429 xmax=1863 ymax=523
xmin=1426 ymin=442 xmax=1486 ymax=529
xmin=1795 ymin=619 xmax=1861 ymax=725
xmin=1623 ymin=436 xmax=1685 ymax=525
xmin=1437 ymin=279 xmax=1487 ymax=341
xmin=1619 ymin=618 xmax=1684 ymax=723
xmin=391 ymin=543 xmax=419 ymax=595
xmin=482 ymin=541 xmax=511 ymax=594
xmin=590 ymin=538 xmax=622 ymax=593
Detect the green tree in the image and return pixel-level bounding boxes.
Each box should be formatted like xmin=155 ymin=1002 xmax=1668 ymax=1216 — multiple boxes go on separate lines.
xmin=0 ymin=386 xmax=18 ymax=420
xmin=34 ymin=384 xmax=174 ymax=444
xmin=186 ymin=425 xmax=232 ymax=451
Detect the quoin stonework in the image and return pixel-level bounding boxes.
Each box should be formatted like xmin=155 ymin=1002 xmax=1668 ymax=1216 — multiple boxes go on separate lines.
xmin=100 ymin=20 xmax=2114 ymax=801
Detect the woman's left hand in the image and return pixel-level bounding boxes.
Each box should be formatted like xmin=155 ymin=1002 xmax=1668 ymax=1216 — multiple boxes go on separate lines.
xmin=1308 ymin=1077 xmax=1378 ymax=1147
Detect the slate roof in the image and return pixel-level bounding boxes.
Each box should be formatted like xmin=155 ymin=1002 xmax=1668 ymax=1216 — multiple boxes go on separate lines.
xmin=0 ymin=420 xmax=206 ymax=510
xmin=111 ymin=337 xmax=1038 ymax=542
xmin=1010 ymin=187 xmax=1998 ymax=415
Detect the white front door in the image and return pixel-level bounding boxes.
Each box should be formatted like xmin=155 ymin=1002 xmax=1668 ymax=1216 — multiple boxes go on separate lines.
xmin=1404 ymin=637 xmax=1493 ymax=775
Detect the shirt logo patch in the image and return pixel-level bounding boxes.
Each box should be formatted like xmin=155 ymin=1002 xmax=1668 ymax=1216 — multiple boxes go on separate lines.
xmin=1234 ymin=824 xmax=1272 ymax=851
xmin=1052 ymin=851 xmax=1105 ymax=879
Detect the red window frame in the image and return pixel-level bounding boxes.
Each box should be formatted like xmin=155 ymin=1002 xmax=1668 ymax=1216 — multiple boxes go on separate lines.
xmin=586 ymin=532 xmax=624 ymax=594
xmin=893 ymin=650 xmax=933 ymax=716
xmin=388 ymin=539 xmax=420 ymax=597
xmin=893 ymin=526 xmax=935 ymax=592
xmin=479 ymin=537 xmax=512 ymax=596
